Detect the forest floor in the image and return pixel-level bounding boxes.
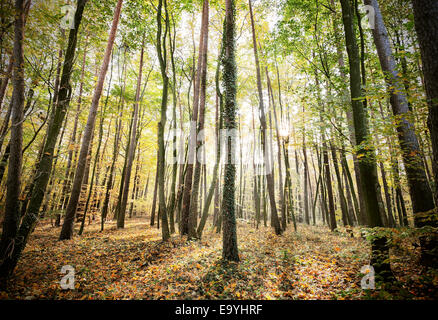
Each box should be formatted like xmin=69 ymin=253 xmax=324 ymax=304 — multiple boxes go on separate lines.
xmin=0 ymin=217 xmax=437 ymax=300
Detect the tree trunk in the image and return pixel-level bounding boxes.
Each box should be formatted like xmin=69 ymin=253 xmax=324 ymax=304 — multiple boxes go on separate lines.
xmin=379 ymin=161 xmax=395 ymax=228
xmin=150 ymin=158 xmax=159 ymax=226
xmin=221 ymin=0 xmax=239 ymax=262
xmin=197 ymin=33 xmax=224 ymax=239
xmin=57 ymin=39 xmax=88 ymax=226
xmin=411 ymin=0 xmax=438 ymax=207
xmin=156 ymin=0 xmax=170 ymax=241
xmin=330 ymin=143 xmax=351 ymax=226
xmin=266 ymin=69 xmax=286 ymax=230
xmin=0 ymin=0 xmax=30 ymax=113
xmin=188 ymin=0 xmax=209 ymax=239
xmin=369 ymin=0 xmax=437 ymax=266
xmin=323 ymin=142 xmax=337 ymax=231
xmin=59 ymin=0 xmax=122 ymax=240
xmin=117 ymin=34 xmax=144 ymax=229
xmin=167 ymin=17 xmax=179 ymax=234
xmin=0 ymin=0 xmax=88 ymax=282
xmin=249 ymin=0 xmax=281 ymax=235
xmin=368 ymin=0 xmax=435 ymax=216
xmin=79 ymin=55 xmax=114 ymax=235
xmin=340 ymin=0 xmax=392 ymax=280
xmin=180 ymin=1 xmax=208 ymax=236
xmin=0 ymin=0 xmax=26 ymax=284
xmin=284 ymin=137 xmax=297 ymax=231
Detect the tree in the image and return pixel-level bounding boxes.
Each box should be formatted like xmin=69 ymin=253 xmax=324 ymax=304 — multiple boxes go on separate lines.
xmin=221 ymin=0 xmax=239 ymax=262
xmin=248 ymin=0 xmax=282 ymax=235
xmin=266 ymin=69 xmax=287 ymax=230
xmin=188 ymin=0 xmax=209 ymax=240
xmin=168 ymin=14 xmax=179 ymax=234
xmin=0 ymin=0 xmax=27 ymax=286
xmin=117 ymin=34 xmax=145 ymax=229
xmin=155 ymin=0 xmax=171 ymax=241
xmin=339 ymin=0 xmax=392 ymax=280
xmin=180 ymin=0 xmax=208 ymax=236
xmin=410 ymin=0 xmax=438 ymax=267
xmin=59 ymin=0 xmax=123 ymax=240
xmin=197 ymin=32 xmax=224 ymax=239
xmin=0 ymin=0 xmax=88 ymax=283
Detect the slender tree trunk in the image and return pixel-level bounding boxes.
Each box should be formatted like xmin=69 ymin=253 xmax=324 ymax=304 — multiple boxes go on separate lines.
xmin=114 ymin=114 xmax=130 ymax=222
xmin=156 ymin=0 xmax=170 ymax=241
xmin=284 ymin=137 xmax=297 ymax=231
xmin=0 ymin=0 xmax=26 ymax=285
xmin=79 ymin=111 xmax=105 ymax=235
xmin=302 ymin=134 xmax=310 ymax=225
xmin=180 ymin=2 xmax=208 ymax=236
xmin=249 ymin=0 xmax=281 ymax=235
xmin=0 ymin=0 xmax=88 ymax=282
xmin=342 ymin=158 xmax=356 ymax=225
xmin=117 ymin=34 xmax=144 ymax=229
xmin=129 ymin=148 xmax=141 ymax=218
xmin=0 ymin=0 xmax=30 ymax=113
xmin=79 ymin=55 xmax=113 ymax=235
xmin=340 ymin=0 xmax=392 ymax=280
xmin=101 ymin=100 xmax=123 ymax=231
xmin=369 ymin=0 xmax=437 ymax=266
xmin=330 ymin=0 xmax=367 ymax=226
xmin=150 ymin=158 xmax=159 ymax=226
xmin=251 ymin=103 xmax=261 ymax=230
xmin=314 ymin=67 xmax=336 ymax=231
xmin=59 ymin=0 xmax=122 ymax=240
xmin=391 ymin=155 xmax=408 ymax=226
xmin=0 ymin=61 xmax=12 ymax=112
xmin=411 ymin=0 xmax=438 ymax=208
xmin=188 ymin=0 xmax=209 ymax=239
xmin=323 ymin=142 xmax=337 ymax=231
xmin=330 ymin=143 xmax=351 ymax=226
xmin=294 ymin=150 xmax=302 ymax=222
xmin=167 ymin=18 xmax=179 ymax=234
xmin=266 ymin=69 xmax=286 ymax=230
xmin=221 ymin=0 xmax=239 ymax=261
xmin=197 ymin=33 xmax=224 ymax=238
xmin=340 ymin=147 xmax=359 ymax=224
xmin=1 ymin=85 xmax=35 ymax=202
xmin=57 ymin=39 xmax=88 ymax=226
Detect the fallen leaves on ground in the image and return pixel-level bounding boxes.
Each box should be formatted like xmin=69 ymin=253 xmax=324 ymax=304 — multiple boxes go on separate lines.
xmin=0 ymin=218 xmax=436 ymax=300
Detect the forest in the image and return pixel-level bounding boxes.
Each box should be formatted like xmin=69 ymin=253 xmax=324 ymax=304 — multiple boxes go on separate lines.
xmin=0 ymin=0 xmax=437 ymax=301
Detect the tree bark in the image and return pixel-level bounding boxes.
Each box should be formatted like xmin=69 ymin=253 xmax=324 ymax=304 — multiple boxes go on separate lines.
xmin=180 ymin=1 xmax=208 ymax=236
xmin=57 ymin=38 xmax=88 ymax=226
xmin=0 ymin=0 xmax=26 ymax=284
xmin=266 ymin=69 xmax=286 ymax=230
xmin=340 ymin=0 xmax=392 ymax=280
xmin=197 ymin=31 xmax=224 ymax=239
xmin=117 ymin=34 xmax=144 ymax=229
xmin=330 ymin=143 xmax=351 ymax=226
xmin=156 ymin=0 xmax=170 ymax=241
xmin=59 ymin=0 xmax=122 ymax=240
xmin=188 ymin=0 xmax=209 ymax=239
xmin=0 ymin=0 xmax=88 ymax=282
xmin=411 ymin=0 xmax=438 ymax=207
xmin=370 ymin=0 xmax=437 ymax=266
xmin=222 ymin=0 xmax=239 ymax=262
xmin=248 ymin=0 xmax=281 ymax=235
